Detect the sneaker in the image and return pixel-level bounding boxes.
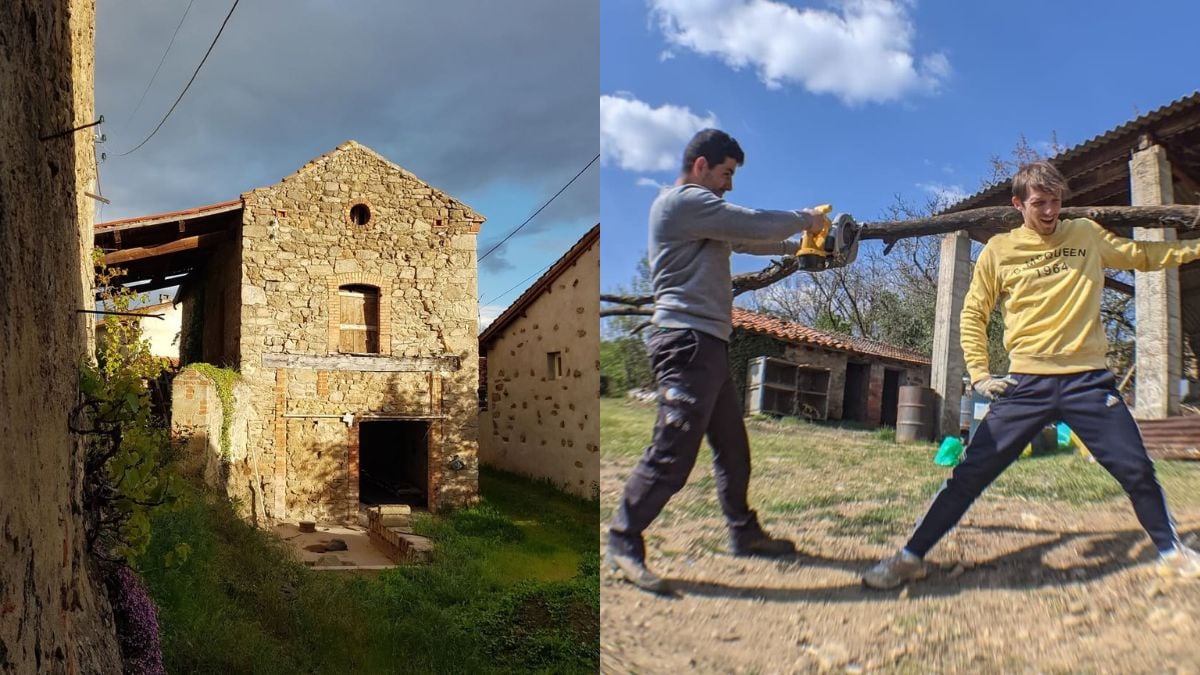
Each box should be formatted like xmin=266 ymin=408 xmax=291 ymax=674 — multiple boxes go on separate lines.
xmin=1157 ymin=545 xmax=1200 ymax=579
xmin=862 ymin=549 xmax=928 ymax=590
xmin=606 ymin=551 xmax=673 ymax=594
xmin=731 ymin=533 xmax=796 ymax=558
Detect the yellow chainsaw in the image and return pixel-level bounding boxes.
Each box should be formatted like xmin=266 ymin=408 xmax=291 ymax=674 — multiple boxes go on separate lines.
xmin=796 ymin=204 xmax=861 ymax=271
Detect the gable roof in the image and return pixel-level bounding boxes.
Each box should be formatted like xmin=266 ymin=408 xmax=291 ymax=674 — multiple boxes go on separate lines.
xmin=479 ymin=224 xmax=600 ymax=348
xmin=732 ymin=308 xmax=931 ymax=366
xmin=276 ymin=140 xmax=485 ymax=225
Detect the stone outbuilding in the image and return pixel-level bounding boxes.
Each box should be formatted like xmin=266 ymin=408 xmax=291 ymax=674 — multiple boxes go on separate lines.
xmin=478 ymin=225 xmax=600 ymax=500
xmin=94 ymin=141 xmax=486 ymax=522
xmin=731 ymin=308 xmax=932 ymax=427
xmin=927 ymin=92 xmax=1200 ymax=453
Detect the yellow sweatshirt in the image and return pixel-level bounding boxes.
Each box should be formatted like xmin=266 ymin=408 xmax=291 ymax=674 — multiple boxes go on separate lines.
xmin=961 ymin=217 xmax=1200 ymax=383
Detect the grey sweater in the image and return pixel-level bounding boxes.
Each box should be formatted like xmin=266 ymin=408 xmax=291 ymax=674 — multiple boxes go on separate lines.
xmin=649 ymin=184 xmax=815 ymax=341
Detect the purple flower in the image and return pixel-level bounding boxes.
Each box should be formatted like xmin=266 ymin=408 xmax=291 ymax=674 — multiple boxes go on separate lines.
xmin=111 ymin=566 xmax=165 ymax=675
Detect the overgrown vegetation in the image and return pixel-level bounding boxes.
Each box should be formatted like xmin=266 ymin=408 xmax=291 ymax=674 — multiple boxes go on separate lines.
xmin=138 ymin=468 xmax=599 ymax=674
xmin=77 ymin=250 xmax=180 ymax=563
xmin=184 ymin=363 xmax=239 ymax=458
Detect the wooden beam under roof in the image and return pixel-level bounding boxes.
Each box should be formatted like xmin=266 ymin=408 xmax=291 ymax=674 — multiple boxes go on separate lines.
xmin=102 ymin=231 xmax=225 ymax=266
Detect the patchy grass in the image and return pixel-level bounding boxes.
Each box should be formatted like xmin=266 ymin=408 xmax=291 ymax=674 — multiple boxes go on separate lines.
xmin=601 ymin=399 xmax=1200 ymax=523
xmin=138 ymin=467 xmax=597 ymax=674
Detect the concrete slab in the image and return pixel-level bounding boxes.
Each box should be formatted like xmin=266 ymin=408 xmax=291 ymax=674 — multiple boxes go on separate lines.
xmin=274 ymin=522 xmax=399 ymax=569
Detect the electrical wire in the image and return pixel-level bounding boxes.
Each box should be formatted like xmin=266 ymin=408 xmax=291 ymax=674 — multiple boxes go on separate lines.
xmin=479 ymin=260 xmax=555 ymax=308
xmin=477 ymin=153 xmax=598 ymax=263
xmin=121 ymin=0 xmax=197 ymax=133
xmin=117 ymin=0 xmax=239 ymax=157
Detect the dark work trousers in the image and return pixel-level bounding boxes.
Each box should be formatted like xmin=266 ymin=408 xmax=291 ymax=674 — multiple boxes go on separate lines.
xmin=608 ymin=328 xmax=763 ymax=561
xmin=906 ymin=369 xmax=1180 ymax=557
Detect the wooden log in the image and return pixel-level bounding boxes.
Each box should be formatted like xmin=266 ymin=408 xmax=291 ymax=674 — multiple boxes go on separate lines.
xmin=864 ymin=205 xmax=1200 ymax=243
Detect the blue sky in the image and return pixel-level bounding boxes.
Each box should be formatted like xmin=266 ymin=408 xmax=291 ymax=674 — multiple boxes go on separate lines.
xmin=600 ymin=0 xmax=1200 ymax=293
xmin=94 ymin=0 xmax=597 ymax=327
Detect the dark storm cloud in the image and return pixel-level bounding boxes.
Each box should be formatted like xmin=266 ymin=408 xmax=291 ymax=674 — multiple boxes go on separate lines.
xmin=95 ymin=0 xmax=599 ymax=239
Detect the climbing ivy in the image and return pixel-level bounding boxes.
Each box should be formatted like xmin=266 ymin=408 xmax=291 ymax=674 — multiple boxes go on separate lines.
xmin=728 ymin=330 xmax=787 ymax=402
xmin=185 ymin=363 xmax=239 ymax=459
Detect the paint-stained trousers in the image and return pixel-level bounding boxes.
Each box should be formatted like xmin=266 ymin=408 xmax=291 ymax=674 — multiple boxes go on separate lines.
xmin=906 ymin=369 xmax=1181 ymax=557
xmin=608 ymin=328 xmax=765 ymax=561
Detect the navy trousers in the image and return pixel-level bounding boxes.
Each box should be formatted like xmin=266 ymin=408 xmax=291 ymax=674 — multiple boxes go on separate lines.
xmin=608 ymin=328 xmax=764 ymax=561
xmin=906 ymin=369 xmax=1180 ymax=557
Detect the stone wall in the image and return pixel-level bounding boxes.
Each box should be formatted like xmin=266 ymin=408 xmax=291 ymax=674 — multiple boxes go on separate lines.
xmin=0 ymin=0 xmax=123 ymax=671
xmin=236 ymin=142 xmax=482 ymax=520
xmin=479 ymin=238 xmax=600 ymax=499
xmin=772 ymin=343 xmax=929 ymax=425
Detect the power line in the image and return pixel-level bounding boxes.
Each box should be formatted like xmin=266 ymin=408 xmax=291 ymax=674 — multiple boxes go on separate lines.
xmin=117 ymin=0 xmax=239 ymax=157
xmin=480 ymin=261 xmax=555 ymax=308
xmin=120 ymin=0 xmax=197 ymax=133
xmin=477 ymin=153 xmax=598 ymax=263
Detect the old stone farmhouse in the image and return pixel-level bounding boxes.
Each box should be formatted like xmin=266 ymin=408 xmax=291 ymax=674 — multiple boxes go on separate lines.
xmin=94 ymin=141 xmax=485 ymax=523
xmin=731 ymin=308 xmax=932 ymax=427
xmin=478 ymin=225 xmax=600 ymax=500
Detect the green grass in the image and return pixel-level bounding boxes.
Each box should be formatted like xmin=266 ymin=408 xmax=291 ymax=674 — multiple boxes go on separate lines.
xmin=601 ymin=399 xmax=1200 ymax=516
xmin=137 ymin=467 xmax=598 ymax=674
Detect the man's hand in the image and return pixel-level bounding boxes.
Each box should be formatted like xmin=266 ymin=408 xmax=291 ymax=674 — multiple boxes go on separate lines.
xmin=805 ymin=204 xmax=832 ymax=233
xmin=973 ymin=375 xmax=1018 ymax=401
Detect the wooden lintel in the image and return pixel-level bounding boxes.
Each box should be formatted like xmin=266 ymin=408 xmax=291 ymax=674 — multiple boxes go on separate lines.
xmin=102 ymin=231 xmax=224 ymax=266
xmin=262 ymin=352 xmax=461 ymax=372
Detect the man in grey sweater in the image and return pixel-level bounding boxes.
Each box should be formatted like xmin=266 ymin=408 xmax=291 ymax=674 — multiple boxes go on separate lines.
xmin=607 ymin=128 xmax=825 ymax=593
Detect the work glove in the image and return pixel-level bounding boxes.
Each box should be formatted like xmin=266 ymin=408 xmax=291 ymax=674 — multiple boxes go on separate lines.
xmin=973 ymin=375 xmax=1018 ymax=401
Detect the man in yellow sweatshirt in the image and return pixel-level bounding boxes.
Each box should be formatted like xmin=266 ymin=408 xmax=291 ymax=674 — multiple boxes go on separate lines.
xmin=863 ymin=160 xmax=1200 ymax=589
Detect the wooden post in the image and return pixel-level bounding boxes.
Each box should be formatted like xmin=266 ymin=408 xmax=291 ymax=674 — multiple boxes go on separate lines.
xmin=931 ymin=230 xmax=973 ymax=438
xmin=1131 ymin=139 xmax=1181 ymax=419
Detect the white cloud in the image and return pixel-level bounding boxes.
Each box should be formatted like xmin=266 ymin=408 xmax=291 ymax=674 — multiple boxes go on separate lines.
xmin=659 ymin=49 xmax=676 ymax=61
xmin=917 ymin=182 xmax=968 ymax=210
xmin=635 ymin=177 xmax=671 ymax=190
xmin=649 ymin=0 xmax=950 ymax=105
xmin=600 ymin=93 xmax=719 ymax=172
xmin=478 ymin=304 xmax=506 ymax=331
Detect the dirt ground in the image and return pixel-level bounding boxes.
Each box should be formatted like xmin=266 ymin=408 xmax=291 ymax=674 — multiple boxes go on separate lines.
xmin=599 ymin=455 xmax=1200 ymax=674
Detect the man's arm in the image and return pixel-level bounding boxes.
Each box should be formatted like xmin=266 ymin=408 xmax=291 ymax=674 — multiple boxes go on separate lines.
xmin=674 ymin=186 xmax=818 ymax=243
xmin=1093 ymin=220 xmax=1200 ymax=271
xmin=960 ymin=247 xmax=1000 ymax=384
xmin=732 ymin=239 xmax=801 ymax=256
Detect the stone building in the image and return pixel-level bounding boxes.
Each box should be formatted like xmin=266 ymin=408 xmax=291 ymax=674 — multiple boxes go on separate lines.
xmin=0 ymin=0 xmax=124 ymax=671
xmin=95 ymin=141 xmax=485 ymax=522
xmin=731 ymin=309 xmax=932 ymax=427
xmin=927 ymin=92 xmax=1200 ymax=451
xmin=478 ymin=225 xmax=600 ymax=500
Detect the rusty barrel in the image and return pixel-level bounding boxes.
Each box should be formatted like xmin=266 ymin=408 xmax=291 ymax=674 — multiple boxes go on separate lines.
xmin=896 ymin=385 xmax=935 ymax=443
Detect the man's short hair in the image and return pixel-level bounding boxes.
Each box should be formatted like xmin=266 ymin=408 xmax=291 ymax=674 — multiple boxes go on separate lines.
xmin=1012 ymin=160 xmax=1070 ymax=201
xmin=682 ymin=128 xmax=745 ymax=174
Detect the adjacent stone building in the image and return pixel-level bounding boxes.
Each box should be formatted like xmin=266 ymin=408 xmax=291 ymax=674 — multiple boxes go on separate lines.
xmin=1 ymin=0 xmax=124 ymax=670
xmin=478 ymin=225 xmax=600 ymax=500
xmin=96 ymin=141 xmax=485 ymax=523
xmin=731 ymin=309 xmax=932 ymax=427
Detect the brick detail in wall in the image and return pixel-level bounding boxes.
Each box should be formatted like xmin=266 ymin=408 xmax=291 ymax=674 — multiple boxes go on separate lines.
xmin=326 ymin=272 xmax=395 ymax=356
xmin=346 ymin=420 xmax=360 ymax=516
xmin=273 ymin=369 xmax=288 ymax=517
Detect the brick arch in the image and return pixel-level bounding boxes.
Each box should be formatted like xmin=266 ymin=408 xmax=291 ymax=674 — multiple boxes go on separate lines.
xmin=327 ymin=272 xmax=394 ymax=355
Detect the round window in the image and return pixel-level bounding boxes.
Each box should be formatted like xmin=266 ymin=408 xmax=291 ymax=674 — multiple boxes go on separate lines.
xmin=349 ymin=203 xmax=371 ymax=227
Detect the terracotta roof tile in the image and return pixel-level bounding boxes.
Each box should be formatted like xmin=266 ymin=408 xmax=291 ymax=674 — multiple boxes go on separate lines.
xmin=732 ymin=308 xmax=931 ymax=366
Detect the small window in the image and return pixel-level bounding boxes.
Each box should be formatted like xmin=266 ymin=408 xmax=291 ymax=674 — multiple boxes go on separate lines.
xmin=547 ymin=351 xmax=562 ymax=380
xmin=338 ymin=284 xmax=379 ymax=353
xmin=348 ymin=203 xmax=372 ymax=228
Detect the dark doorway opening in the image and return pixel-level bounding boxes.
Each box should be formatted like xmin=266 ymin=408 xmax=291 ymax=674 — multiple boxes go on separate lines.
xmin=880 ymin=369 xmax=901 ymax=427
xmin=359 ymin=421 xmax=429 ymax=508
xmin=843 ymin=362 xmax=870 ymax=423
